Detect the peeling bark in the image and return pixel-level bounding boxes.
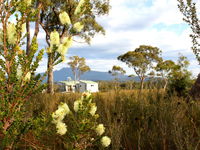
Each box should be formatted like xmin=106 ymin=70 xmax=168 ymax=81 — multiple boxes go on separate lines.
xmin=164 ymin=78 xmax=168 ymax=91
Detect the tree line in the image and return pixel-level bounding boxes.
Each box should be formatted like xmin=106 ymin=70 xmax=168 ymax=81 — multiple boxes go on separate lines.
xmin=108 ymin=45 xmax=193 ymax=97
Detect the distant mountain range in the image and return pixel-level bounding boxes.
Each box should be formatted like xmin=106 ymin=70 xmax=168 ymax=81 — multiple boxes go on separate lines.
xmin=43 ymin=67 xmax=140 ymax=82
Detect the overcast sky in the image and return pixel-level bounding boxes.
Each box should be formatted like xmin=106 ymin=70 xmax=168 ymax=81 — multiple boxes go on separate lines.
xmin=36 ymin=0 xmax=200 ymax=77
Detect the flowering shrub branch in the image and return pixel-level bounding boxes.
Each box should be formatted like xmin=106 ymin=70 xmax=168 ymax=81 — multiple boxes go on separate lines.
xmin=0 ymin=0 xmax=46 ymax=149
xmin=52 ymin=92 xmax=111 ymax=149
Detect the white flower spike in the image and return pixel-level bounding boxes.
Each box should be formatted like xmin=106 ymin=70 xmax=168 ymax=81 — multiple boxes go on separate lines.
xmin=24 ymin=72 xmax=31 ymax=81
xmin=74 ymin=22 xmax=84 ymax=32
xmin=89 ymin=104 xmax=97 ymax=116
xmin=96 ymin=124 xmax=105 ymax=136
xmin=101 ymin=136 xmax=111 ymax=147
xmin=74 ymin=0 xmax=86 ymax=15
xmin=59 ymin=11 xmax=71 ymax=25
xmin=7 ymin=23 xmax=17 ymax=44
xmin=50 ymin=31 xmax=60 ymax=46
xmin=56 ymin=121 xmax=67 ymax=135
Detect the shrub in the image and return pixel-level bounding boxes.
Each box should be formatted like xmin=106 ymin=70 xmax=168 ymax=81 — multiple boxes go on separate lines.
xmin=51 ymin=92 xmax=111 ymax=149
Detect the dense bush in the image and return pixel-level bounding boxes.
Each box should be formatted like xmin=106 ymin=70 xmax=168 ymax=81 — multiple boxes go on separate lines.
xmin=168 ymin=74 xmax=193 ymax=97
xmin=165 ymin=55 xmax=193 ymax=97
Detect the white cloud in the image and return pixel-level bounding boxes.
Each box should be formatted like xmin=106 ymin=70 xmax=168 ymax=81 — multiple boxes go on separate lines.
xmin=85 ymin=58 xmax=133 ymax=74
xmin=36 ymin=0 xmax=199 ymax=77
xmin=85 ymin=0 xmax=199 ymax=76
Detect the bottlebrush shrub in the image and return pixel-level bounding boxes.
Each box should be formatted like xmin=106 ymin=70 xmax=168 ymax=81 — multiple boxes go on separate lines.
xmin=0 ymin=0 xmax=46 ymax=149
xmin=52 ymin=92 xmax=111 ymax=149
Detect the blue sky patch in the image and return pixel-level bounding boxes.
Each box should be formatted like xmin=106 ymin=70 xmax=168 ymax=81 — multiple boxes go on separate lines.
xmin=152 ymin=23 xmax=189 ymax=35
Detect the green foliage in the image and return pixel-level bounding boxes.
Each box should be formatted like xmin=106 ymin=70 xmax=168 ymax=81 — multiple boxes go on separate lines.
xmin=108 ymin=65 xmax=126 ymax=90
xmin=156 ymin=60 xmax=176 ymax=75
xmin=40 ymin=0 xmax=110 ymax=43
xmin=0 ymin=0 xmax=45 ymax=148
xmin=118 ymin=45 xmax=162 ymax=90
xmin=177 ymin=0 xmax=200 ymax=63
xmin=168 ymin=55 xmax=193 ymax=97
xmin=156 ymin=60 xmax=176 ymax=90
xmin=108 ymin=65 xmax=126 ymax=77
xmin=168 ymin=73 xmax=193 ymax=97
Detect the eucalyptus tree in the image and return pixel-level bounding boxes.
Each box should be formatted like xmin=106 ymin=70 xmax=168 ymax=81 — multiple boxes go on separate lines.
xmin=177 ymin=0 xmax=200 ymax=98
xmin=108 ymin=65 xmax=126 ymax=89
xmin=68 ymin=56 xmax=90 ymax=81
xmin=118 ymin=45 xmax=162 ymax=90
xmin=108 ymin=65 xmax=126 ymax=80
xmin=37 ymin=0 xmax=110 ymax=93
xmin=156 ymin=60 xmax=176 ymax=91
xmin=177 ymin=0 xmax=200 ymax=63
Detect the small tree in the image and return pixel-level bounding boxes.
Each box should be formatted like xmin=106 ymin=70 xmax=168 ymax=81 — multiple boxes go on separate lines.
xmin=108 ymin=65 xmax=126 ymax=89
xmin=68 ymin=56 xmax=90 ymax=82
xmin=168 ymin=55 xmax=192 ymax=97
xmin=156 ymin=60 xmax=176 ymax=91
xmin=118 ymin=45 xmax=162 ymax=90
xmin=108 ymin=65 xmax=126 ymax=80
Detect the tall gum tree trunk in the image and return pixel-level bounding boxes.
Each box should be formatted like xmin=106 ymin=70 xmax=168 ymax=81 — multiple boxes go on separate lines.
xmin=47 ymin=53 xmax=54 ymax=94
xmin=140 ymin=78 xmax=144 ymax=91
xmin=33 ymin=2 xmax=42 ymax=38
xmin=164 ymin=79 xmax=168 ymax=91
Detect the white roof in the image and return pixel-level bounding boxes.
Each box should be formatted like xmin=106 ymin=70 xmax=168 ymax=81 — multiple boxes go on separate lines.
xmin=79 ymin=80 xmax=98 ymax=84
xmin=59 ymin=80 xmax=98 ymax=85
xmin=59 ymin=81 xmax=79 ymax=85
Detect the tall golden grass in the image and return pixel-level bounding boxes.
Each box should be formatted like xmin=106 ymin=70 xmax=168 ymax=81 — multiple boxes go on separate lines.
xmin=23 ymin=89 xmax=200 ymax=150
